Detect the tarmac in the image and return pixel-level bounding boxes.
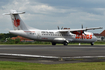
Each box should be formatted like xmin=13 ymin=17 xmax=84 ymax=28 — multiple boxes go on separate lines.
xmin=0 ymin=45 xmax=105 ymax=64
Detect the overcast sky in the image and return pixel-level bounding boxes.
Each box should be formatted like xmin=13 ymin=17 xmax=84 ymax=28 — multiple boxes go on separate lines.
xmin=0 ymin=0 xmax=105 ymax=33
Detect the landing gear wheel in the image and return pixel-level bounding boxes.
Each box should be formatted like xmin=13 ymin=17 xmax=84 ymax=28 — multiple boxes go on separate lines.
xmin=63 ymin=41 xmax=68 ymax=46
xmin=52 ymin=42 xmax=56 ymax=45
xmin=91 ymin=42 xmax=94 ymax=46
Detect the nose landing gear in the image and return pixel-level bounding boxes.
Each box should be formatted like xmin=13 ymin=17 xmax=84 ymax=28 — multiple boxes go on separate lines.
xmin=91 ymin=42 xmax=94 ymax=46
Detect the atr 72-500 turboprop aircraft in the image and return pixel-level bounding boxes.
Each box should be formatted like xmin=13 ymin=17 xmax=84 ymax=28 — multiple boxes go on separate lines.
xmin=3 ymin=10 xmax=102 ymax=46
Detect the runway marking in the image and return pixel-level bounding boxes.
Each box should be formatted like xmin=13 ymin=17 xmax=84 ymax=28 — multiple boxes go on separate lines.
xmin=0 ymin=53 xmax=105 ymax=59
xmin=0 ymin=53 xmax=59 ymax=58
xmin=62 ymin=56 xmax=105 ymax=59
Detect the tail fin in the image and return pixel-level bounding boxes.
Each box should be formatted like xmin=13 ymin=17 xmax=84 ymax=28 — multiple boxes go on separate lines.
xmin=3 ymin=10 xmax=37 ymax=30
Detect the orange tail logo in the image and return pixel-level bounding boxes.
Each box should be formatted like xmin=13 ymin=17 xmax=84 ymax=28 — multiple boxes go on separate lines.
xmin=14 ymin=19 xmax=20 ymax=27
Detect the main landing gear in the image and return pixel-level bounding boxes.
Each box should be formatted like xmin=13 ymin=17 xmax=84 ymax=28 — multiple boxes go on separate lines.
xmin=63 ymin=41 xmax=68 ymax=46
xmin=52 ymin=42 xmax=56 ymax=45
xmin=52 ymin=41 xmax=68 ymax=46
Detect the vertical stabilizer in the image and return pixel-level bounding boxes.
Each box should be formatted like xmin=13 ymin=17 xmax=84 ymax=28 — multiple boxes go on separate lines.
xmin=11 ymin=10 xmax=28 ymax=30
xmin=4 ymin=10 xmax=36 ymax=30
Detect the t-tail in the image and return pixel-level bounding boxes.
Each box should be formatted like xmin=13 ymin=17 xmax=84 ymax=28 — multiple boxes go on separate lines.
xmin=3 ymin=10 xmax=38 ymax=30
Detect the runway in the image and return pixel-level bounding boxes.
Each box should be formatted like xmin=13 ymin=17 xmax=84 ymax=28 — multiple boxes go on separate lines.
xmin=0 ymin=45 xmax=105 ymax=64
xmin=0 ymin=45 xmax=105 ymax=57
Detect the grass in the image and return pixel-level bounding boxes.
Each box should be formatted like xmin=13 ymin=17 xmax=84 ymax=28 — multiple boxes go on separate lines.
xmin=0 ymin=61 xmax=105 ymax=70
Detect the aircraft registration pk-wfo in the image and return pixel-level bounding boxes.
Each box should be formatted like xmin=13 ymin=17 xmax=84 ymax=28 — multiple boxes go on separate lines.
xmin=3 ymin=10 xmax=102 ymax=46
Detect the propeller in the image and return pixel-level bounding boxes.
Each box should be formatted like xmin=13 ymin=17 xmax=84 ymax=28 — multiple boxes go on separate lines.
xmin=57 ymin=26 xmax=60 ymax=30
xmin=81 ymin=24 xmax=84 ymax=39
xmin=81 ymin=24 xmax=87 ymax=40
xmin=82 ymin=24 xmax=83 ymax=29
xmin=61 ymin=27 xmax=63 ymax=30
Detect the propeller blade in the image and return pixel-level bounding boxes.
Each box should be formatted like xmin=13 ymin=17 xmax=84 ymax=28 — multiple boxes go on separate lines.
xmin=57 ymin=26 xmax=59 ymax=30
xmin=82 ymin=24 xmax=83 ymax=29
xmin=61 ymin=27 xmax=63 ymax=30
xmin=81 ymin=24 xmax=84 ymax=40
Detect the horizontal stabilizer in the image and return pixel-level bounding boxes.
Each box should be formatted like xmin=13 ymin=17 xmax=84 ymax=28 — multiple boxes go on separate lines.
xmin=3 ymin=10 xmax=25 ymax=15
xmin=3 ymin=13 xmax=10 ymax=15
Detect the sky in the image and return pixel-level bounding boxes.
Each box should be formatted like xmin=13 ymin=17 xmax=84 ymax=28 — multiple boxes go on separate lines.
xmin=0 ymin=0 xmax=105 ymax=33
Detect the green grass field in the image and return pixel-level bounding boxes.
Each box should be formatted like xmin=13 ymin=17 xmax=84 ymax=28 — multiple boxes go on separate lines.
xmin=0 ymin=61 xmax=105 ymax=70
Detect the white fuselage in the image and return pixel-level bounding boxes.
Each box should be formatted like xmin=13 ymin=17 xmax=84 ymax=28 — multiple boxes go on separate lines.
xmin=9 ymin=30 xmax=97 ymax=43
xmin=4 ymin=10 xmax=102 ymax=45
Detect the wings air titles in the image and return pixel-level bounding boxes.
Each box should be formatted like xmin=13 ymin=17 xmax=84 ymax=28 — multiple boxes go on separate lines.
xmin=75 ymin=34 xmax=92 ymax=39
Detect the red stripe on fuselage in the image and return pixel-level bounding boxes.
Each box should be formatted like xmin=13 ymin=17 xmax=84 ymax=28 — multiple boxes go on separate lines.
xmin=24 ymin=31 xmax=35 ymax=33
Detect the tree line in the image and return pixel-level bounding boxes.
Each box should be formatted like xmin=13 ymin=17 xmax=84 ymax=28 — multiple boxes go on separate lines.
xmin=0 ymin=33 xmax=105 ymax=44
xmin=0 ymin=33 xmax=51 ymax=44
xmin=0 ymin=33 xmax=17 ymax=42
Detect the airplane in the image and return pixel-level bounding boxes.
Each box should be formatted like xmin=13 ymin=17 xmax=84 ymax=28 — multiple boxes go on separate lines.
xmin=3 ymin=10 xmax=103 ymax=46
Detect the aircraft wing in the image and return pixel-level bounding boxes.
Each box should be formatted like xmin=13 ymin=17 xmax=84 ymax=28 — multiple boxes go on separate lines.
xmin=70 ymin=27 xmax=103 ymax=32
xmin=58 ymin=27 xmax=103 ymax=33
